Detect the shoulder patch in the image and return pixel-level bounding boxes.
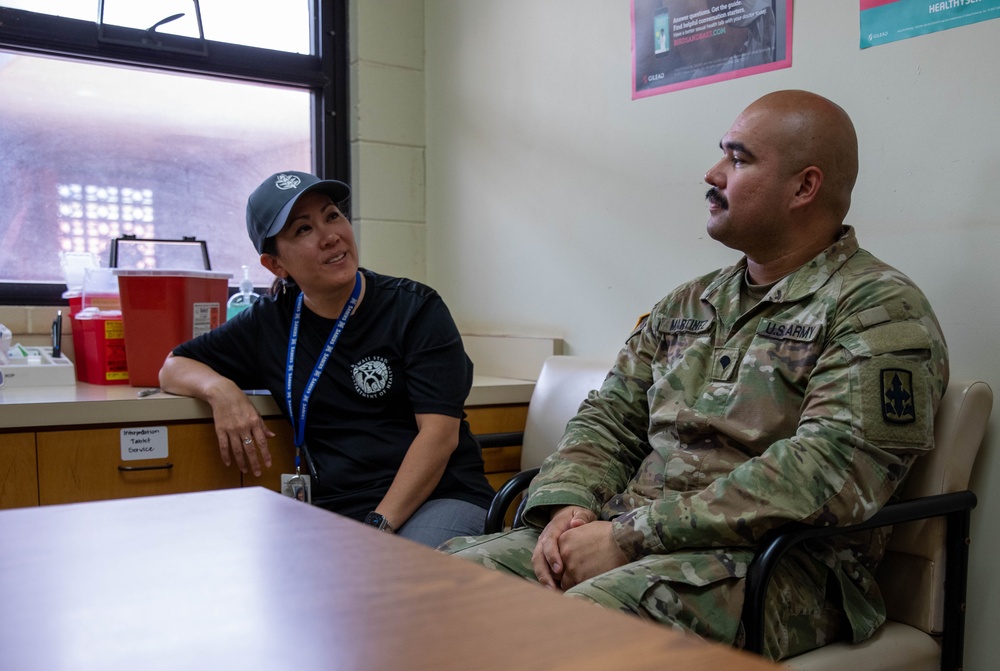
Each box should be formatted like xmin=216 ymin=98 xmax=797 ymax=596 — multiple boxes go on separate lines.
xmin=859 ymin=357 xmax=930 ymax=446
xmin=881 ymin=368 xmax=915 ymax=424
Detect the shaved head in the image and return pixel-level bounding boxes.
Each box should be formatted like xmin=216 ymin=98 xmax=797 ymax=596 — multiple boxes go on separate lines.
xmin=738 ymin=90 xmax=859 ymax=221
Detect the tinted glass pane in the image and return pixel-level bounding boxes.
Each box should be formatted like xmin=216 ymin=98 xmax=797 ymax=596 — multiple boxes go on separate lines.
xmin=0 ymin=51 xmax=311 ymax=289
xmin=0 ymin=0 xmax=91 ymax=21
xmin=0 ymin=1 xmax=311 ymax=53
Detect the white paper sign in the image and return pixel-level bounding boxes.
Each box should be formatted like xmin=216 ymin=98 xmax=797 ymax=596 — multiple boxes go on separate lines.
xmin=120 ymin=426 xmax=169 ymax=461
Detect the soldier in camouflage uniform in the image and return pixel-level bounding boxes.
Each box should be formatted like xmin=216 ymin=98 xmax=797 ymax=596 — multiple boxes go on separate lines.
xmin=443 ymin=90 xmax=949 ymax=661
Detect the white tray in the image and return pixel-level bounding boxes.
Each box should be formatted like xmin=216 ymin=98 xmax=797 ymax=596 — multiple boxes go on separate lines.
xmin=0 ymin=346 xmax=76 ymax=387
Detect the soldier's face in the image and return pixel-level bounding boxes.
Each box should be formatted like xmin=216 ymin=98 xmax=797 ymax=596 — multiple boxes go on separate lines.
xmin=702 ymin=107 xmax=798 ymax=258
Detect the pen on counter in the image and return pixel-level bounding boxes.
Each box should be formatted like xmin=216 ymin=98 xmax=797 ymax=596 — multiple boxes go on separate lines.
xmin=137 ymin=388 xmax=161 ymax=397
xmin=51 ymin=311 xmax=62 ymax=359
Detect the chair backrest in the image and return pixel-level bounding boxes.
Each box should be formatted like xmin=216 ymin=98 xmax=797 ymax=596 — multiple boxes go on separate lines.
xmin=876 ymin=379 xmax=993 ymax=634
xmin=520 ymin=356 xmax=612 ymax=469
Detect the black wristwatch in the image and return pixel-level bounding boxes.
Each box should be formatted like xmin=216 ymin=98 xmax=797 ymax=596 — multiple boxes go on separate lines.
xmin=364 ymin=511 xmax=395 ymax=533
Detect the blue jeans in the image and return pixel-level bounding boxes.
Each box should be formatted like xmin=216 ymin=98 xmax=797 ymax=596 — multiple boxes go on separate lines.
xmin=397 ymin=498 xmax=487 ymax=549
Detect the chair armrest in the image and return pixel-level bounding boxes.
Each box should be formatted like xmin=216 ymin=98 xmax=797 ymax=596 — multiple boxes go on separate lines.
xmin=741 ymin=490 xmax=977 ymax=656
xmin=483 ymin=467 xmax=540 ymax=534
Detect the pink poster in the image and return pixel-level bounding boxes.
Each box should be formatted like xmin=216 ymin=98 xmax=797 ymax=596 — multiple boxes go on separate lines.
xmin=632 ymin=0 xmax=793 ymax=99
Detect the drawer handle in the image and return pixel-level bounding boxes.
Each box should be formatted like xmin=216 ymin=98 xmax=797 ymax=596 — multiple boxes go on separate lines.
xmin=118 ymin=463 xmax=174 ymax=472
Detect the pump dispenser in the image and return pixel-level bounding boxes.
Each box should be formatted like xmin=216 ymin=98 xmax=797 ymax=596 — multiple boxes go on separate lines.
xmin=227 ymin=265 xmax=260 ymax=320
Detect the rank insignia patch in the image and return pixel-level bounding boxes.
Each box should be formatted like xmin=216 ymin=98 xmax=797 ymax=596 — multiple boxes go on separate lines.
xmin=881 ymin=368 xmax=916 ymax=424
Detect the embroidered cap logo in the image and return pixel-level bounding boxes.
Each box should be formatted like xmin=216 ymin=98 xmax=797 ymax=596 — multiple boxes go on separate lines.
xmin=275 ymin=174 xmax=301 ymax=190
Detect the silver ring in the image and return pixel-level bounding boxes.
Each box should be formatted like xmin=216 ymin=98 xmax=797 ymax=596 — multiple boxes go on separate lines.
xmin=243 ymin=436 xmax=253 ymax=445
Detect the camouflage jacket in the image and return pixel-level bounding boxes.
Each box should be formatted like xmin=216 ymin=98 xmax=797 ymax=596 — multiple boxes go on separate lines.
xmin=524 ymin=226 xmax=949 ymax=641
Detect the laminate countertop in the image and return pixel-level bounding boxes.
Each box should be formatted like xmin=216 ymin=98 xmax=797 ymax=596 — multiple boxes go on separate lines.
xmin=0 ymin=375 xmax=535 ymax=430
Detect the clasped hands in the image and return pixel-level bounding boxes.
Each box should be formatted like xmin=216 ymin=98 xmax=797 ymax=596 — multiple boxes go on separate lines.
xmin=531 ymin=505 xmax=628 ymax=591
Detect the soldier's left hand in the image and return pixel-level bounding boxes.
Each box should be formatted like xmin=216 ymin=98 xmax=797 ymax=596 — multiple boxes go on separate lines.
xmin=557 ymin=520 xmax=628 ymax=590
xmin=533 ymin=505 xmax=594 ymax=588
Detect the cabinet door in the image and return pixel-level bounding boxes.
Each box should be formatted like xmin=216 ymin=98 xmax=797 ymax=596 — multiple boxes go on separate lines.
xmin=0 ymin=432 xmax=39 ymax=509
xmin=37 ymin=423 xmax=241 ymax=505
xmin=465 ymin=404 xmax=528 ymax=491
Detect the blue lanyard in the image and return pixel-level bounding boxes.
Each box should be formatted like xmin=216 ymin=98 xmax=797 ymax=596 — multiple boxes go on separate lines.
xmin=284 ymin=271 xmax=362 ymax=475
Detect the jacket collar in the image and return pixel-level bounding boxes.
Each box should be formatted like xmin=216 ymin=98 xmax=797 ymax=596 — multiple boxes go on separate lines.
xmin=703 ymin=226 xmax=859 ymax=305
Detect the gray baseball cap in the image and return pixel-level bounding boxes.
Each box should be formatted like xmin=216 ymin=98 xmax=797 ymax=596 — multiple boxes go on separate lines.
xmin=246 ymin=171 xmax=351 ymax=253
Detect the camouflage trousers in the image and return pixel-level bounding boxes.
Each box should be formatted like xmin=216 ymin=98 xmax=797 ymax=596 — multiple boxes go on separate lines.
xmin=442 ymin=527 xmax=844 ymax=661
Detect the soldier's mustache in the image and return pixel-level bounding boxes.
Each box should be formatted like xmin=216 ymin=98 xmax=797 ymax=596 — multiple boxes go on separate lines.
xmin=706 ymin=188 xmax=728 ymax=210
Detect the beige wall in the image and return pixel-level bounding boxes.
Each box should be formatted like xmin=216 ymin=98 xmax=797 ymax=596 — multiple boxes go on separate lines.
xmin=349 ymin=0 xmax=427 ymax=283
xmin=0 ymin=306 xmax=66 ymax=353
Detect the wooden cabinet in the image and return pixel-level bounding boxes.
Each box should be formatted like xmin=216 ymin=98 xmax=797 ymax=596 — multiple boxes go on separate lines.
xmin=466 ymin=404 xmax=528 ymax=491
xmin=0 ymin=432 xmax=39 ymax=509
xmin=35 ymin=419 xmax=297 ymax=506
xmin=37 ymin=423 xmax=242 ymax=505
xmin=2 ymin=405 xmax=526 ymax=508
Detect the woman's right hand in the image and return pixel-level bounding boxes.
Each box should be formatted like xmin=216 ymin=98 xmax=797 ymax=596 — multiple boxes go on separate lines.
xmin=205 ymin=379 xmax=274 ymax=477
xmin=159 ymin=354 xmax=274 ymax=476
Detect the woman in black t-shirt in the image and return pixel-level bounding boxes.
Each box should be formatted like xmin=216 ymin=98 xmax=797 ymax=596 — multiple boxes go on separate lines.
xmin=159 ymin=171 xmax=493 ymax=548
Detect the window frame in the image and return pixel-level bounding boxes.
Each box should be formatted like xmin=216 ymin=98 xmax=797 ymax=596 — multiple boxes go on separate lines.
xmin=0 ymin=2 xmax=349 ymax=305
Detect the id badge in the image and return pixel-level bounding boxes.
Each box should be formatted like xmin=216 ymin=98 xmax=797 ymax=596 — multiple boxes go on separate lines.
xmin=281 ymin=473 xmax=312 ymax=504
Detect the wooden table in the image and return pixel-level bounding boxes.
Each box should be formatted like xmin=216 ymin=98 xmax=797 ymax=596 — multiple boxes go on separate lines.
xmin=0 ymin=488 xmax=778 ymax=671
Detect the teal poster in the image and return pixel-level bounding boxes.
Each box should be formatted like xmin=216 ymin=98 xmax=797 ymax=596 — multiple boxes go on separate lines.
xmin=861 ymin=0 xmax=1000 ymax=48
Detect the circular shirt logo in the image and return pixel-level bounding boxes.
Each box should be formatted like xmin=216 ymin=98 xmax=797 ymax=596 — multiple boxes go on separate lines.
xmin=352 ymin=357 xmax=393 ymax=398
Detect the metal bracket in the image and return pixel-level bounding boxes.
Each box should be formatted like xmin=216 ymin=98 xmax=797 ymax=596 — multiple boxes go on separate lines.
xmin=97 ymin=0 xmax=207 ymax=57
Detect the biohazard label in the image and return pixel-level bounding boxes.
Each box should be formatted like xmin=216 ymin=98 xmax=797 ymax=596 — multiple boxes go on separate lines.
xmin=192 ymin=302 xmax=221 ymax=337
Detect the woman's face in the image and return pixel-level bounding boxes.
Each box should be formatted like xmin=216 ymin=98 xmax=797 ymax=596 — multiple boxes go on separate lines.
xmin=262 ymin=191 xmax=359 ymax=297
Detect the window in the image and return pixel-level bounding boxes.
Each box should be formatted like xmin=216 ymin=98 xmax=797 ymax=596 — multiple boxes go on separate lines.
xmin=58 ymin=182 xmax=156 ymax=260
xmin=0 ymin=1 xmax=348 ymax=303
xmin=2 ymin=0 xmax=312 ymax=53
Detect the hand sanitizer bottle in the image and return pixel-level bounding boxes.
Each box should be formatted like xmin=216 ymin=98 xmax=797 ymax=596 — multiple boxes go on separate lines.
xmin=227 ymin=265 xmax=260 ymax=320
